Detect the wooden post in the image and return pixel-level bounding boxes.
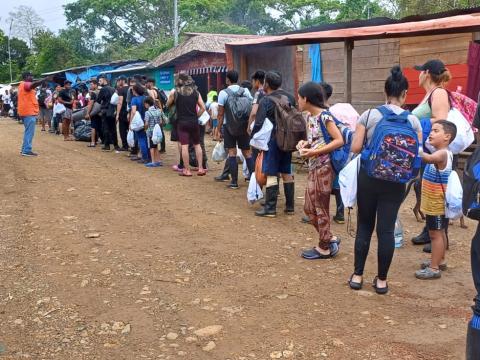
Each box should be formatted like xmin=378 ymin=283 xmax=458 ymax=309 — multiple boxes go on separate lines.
xmin=344 ymin=39 xmax=354 ymax=103
xmin=207 ymin=71 xmax=212 ymax=92
xmin=240 ymin=51 xmax=248 ymax=82
xmin=216 ymin=71 xmax=222 ymax=91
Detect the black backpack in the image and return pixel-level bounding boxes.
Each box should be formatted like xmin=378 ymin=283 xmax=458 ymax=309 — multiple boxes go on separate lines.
xmin=463 ymin=146 xmax=480 ymax=220
xmin=224 ymin=88 xmax=252 ymax=137
xmin=38 ymin=89 xmax=48 ymax=107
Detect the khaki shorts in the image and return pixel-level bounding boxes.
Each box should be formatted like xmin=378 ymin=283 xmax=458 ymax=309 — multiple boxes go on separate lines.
xmin=63 ymin=108 xmax=72 ymax=120
xmin=39 ymin=107 xmax=52 ymax=120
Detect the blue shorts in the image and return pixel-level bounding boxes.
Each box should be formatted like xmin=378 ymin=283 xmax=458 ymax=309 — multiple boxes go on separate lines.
xmin=262 ymin=137 xmax=292 ymax=176
xmin=212 ymin=119 xmax=218 ymax=128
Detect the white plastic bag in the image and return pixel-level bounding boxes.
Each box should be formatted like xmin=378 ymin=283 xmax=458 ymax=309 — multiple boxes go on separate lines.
xmin=212 ymin=141 xmax=227 ymax=162
xmin=127 ymin=130 xmax=135 ymax=148
xmin=53 ymin=103 xmax=66 ymax=115
xmin=130 ymin=112 xmax=144 ymax=131
xmin=339 ymin=155 xmax=361 ymax=208
xmin=250 ymin=118 xmax=273 ymax=151
xmin=198 ymin=111 xmax=210 ymax=126
xmin=152 ymin=123 xmax=163 ymax=145
xmin=445 ymin=170 xmax=463 ymax=219
xmin=247 ymin=172 xmax=264 ymax=204
xmin=426 ymin=108 xmax=474 ymax=154
xmin=110 ymin=92 xmax=119 ymax=105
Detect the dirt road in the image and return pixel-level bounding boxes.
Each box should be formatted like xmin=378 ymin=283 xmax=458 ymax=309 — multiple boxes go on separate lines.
xmin=0 ymin=118 xmax=476 ymax=359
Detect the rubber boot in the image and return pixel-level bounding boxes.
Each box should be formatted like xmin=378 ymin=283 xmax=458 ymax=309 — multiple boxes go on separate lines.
xmin=227 ymin=156 xmax=238 ymax=189
xmin=255 ymin=185 xmax=279 ymax=218
xmin=215 ymin=160 xmax=230 ymax=182
xmin=284 ymin=182 xmax=295 ymax=215
xmin=412 ymin=226 xmax=430 ymax=245
xmin=246 ymin=156 xmax=255 ymax=180
xmin=466 ymin=315 xmax=480 ymax=360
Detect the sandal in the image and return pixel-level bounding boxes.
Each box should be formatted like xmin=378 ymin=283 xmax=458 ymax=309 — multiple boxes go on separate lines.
xmin=179 ymin=170 xmax=193 ymax=177
xmin=420 ymin=260 xmax=447 ymax=271
xmin=372 ymin=276 xmax=389 ymax=295
xmin=87 ymin=144 xmax=96 ymax=148
xmin=348 ymin=274 xmax=363 ymax=290
xmin=301 ymin=247 xmax=332 ymax=260
xmin=197 ymin=169 xmax=207 ymax=176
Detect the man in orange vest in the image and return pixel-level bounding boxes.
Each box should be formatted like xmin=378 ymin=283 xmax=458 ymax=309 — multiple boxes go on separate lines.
xmin=18 ymin=71 xmax=45 ymax=156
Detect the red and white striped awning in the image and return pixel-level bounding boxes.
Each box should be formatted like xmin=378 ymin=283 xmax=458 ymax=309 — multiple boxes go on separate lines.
xmin=183 ymin=66 xmax=227 ymax=76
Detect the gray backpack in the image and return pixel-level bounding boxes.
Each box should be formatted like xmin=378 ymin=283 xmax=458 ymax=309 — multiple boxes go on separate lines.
xmin=224 ymin=88 xmax=252 ymax=136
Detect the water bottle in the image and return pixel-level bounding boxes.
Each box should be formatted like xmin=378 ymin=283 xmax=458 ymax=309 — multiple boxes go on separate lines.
xmin=394 ymin=218 xmax=404 ymax=248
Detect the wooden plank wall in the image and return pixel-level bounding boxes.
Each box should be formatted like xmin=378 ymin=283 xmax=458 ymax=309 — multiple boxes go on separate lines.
xmin=399 ymin=33 xmax=472 ymax=68
xmin=302 ymin=39 xmax=400 ymax=113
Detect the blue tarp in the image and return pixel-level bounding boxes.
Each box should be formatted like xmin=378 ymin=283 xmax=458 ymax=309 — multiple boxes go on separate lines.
xmin=309 ymin=44 xmax=323 ymax=83
xmin=65 ymin=66 xmax=115 ymax=83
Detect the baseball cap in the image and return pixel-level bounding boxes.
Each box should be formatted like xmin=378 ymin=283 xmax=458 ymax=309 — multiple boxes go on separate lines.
xmin=64 ymin=80 xmax=73 ymax=85
xmin=414 ymin=59 xmax=446 ymax=75
xmin=117 ymin=75 xmax=127 ymax=81
xmin=22 ymin=71 xmax=33 ymax=79
xmin=97 ymin=74 xmax=107 ymax=80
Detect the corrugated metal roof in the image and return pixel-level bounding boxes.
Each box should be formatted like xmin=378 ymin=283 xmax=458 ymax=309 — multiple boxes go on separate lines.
xmin=227 ymin=12 xmax=480 ymax=47
xmin=41 ymin=59 xmax=147 ymax=76
xmin=150 ymin=33 xmax=262 ymax=68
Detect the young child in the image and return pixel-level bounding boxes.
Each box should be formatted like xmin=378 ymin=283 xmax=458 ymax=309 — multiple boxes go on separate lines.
xmin=143 ymin=96 xmax=163 ymax=168
xmin=209 ymin=95 xmax=219 ymax=139
xmin=415 ymin=120 xmax=457 ymax=280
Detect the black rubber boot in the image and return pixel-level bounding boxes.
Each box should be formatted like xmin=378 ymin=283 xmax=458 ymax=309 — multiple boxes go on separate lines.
xmin=284 ymin=182 xmax=295 ymax=215
xmin=412 ymin=226 xmax=431 ymax=245
xmin=255 ymin=185 xmax=278 ymax=218
xmin=466 ymin=317 xmax=480 ymax=360
xmin=227 ymin=156 xmax=239 ymax=189
xmin=215 ymin=160 xmax=230 ymax=182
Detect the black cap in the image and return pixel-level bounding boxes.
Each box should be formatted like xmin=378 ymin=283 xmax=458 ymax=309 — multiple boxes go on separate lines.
xmin=64 ymin=80 xmax=72 ymax=85
xmin=22 ymin=71 xmax=33 ymax=79
xmin=117 ymin=75 xmax=127 ymax=81
xmin=414 ymin=59 xmax=446 ymax=76
xmin=97 ymin=74 xmax=107 ymax=80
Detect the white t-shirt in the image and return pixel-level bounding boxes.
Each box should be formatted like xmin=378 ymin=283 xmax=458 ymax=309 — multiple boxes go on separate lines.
xmin=218 ymin=85 xmax=253 ymax=124
xmin=209 ymin=102 xmax=219 ymax=119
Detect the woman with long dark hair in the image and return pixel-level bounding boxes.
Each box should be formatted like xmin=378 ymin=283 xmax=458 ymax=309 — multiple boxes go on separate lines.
xmin=349 ymin=66 xmax=422 ymax=294
xmin=297 ymin=82 xmax=344 ymax=260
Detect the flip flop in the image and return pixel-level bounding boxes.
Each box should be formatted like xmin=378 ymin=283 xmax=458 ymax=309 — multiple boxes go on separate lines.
xmin=179 ymin=170 xmax=192 ymax=177
xmin=197 ymin=169 xmax=207 ymax=176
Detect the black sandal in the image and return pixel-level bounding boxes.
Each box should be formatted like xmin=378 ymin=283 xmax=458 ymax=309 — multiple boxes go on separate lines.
xmin=348 ymin=274 xmax=363 ymax=290
xmin=372 ymin=276 xmax=389 ymax=295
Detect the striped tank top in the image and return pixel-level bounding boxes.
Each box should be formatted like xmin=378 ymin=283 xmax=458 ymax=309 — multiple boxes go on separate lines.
xmin=420 ymin=150 xmax=452 ymax=216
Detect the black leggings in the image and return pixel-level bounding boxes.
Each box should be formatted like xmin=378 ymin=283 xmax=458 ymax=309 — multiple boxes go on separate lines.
xmin=354 ymin=169 xmax=405 ymax=280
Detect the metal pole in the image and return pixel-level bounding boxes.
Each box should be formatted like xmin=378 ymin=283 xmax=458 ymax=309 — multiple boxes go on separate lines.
xmin=8 ymin=19 xmax=13 ymax=83
xmin=174 ymin=0 xmax=179 ymax=46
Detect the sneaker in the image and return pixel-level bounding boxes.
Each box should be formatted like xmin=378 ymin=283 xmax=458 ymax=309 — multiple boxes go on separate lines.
xmin=145 ymin=162 xmax=162 ymax=168
xmin=333 ymin=214 xmax=345 ymax=224
xmin=102 ymin=146 xmax=111 ymax=152
xmin=227 ymin=183 xmax=239 ymax=190
xmin=415 ymin=267 xmax=442 ymax=280
xmin=214 ymin=175 xmax=230 ymax=182
xmin=21 ymin=151 xmax=38 ymax=157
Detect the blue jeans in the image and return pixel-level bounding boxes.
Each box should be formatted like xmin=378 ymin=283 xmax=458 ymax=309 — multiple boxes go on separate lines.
xmin=135 ymin=129 xmax=150 ymax=161
xmin=21 ymin=116 xmax=36 ymax=154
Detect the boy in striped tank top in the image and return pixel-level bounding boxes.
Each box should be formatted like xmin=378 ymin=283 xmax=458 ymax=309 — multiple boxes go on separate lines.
xmin=416 ymin=120 xmax=457 ymax=280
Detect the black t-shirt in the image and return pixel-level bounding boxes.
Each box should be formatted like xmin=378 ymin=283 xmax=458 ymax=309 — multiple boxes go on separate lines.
xmin=117 ymin=86 xmax=128 ymax=114
xmin=252 ymin=89 xmax=296 ymax=136
xmin=97 ymin=86 xmax=114 ymax=109
xmin=59 ymin=89 xmax=73 ymax=109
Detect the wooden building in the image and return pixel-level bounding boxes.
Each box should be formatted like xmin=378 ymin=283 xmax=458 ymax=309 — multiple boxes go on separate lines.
xmin=150 ymin=33 xmax=260 ymax=99
xmin=226 ymin=8 xmax=480 ymax=113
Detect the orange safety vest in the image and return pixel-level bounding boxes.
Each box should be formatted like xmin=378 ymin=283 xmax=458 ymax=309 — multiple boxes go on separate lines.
xmin=18 ymin=81 xmax=39 ymax=117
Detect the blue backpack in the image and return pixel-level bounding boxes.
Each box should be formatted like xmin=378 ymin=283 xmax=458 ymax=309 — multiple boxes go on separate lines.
xmin=361 ymin=106 xmax=420 ymax=184
xmin=319 ymin=111 xmax=354 ymax=173
xmin=463 ymin=146 xmax=480 ymax=220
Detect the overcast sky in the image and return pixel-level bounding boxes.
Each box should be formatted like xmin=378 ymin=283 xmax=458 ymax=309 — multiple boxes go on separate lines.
xmin=1 ymin=0 xmax=73 ymax=35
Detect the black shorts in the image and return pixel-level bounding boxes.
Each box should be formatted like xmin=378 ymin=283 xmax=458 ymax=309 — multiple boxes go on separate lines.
xmin=91 ymin=115 xmax=102 ymax=132
xmin=426 ymin=215 xmax=449 ymax=231
xmin=171 ymin=122 xmax=179 ymax=142
xmin=223 ymin=126 xmax=250 ymax=150
xmin=147 ymin=135 xmax=158 ymax=149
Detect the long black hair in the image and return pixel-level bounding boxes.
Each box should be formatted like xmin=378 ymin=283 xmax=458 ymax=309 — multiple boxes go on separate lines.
xmin=385 ymin=65 xmax=409 ymax=98
xmin=298 ymin=81 xmax=327 ymax=108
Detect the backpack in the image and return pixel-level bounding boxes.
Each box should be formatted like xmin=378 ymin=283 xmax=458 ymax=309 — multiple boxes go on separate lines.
xmin=38 ymin=89 xmax=48 ymax=107
xmin=361 ymin=106 xmax=420 ymax=184
xmin=156 ymin=88 xmax=168 ymax=108
xmin=318 ymin=111 xmax=354 ymax=173
xmin=463 ymin=146 xmax=480 ymax=220
xmin=269 ymin=95 xmax=307 ymax=152
xmin=224 ymin=88 xmax=252 ymax=137
xmin=429 ymin=88 xmax=477 ymax=125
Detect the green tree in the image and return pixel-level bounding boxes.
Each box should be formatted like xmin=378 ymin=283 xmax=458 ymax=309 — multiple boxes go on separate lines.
xmin=336 ymin=0 xmax=390 ymax=22
xmin=26 ymin=30 xmax=81 ymax=76
xmin=0 ymin=30 xmax=30 ymax=82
